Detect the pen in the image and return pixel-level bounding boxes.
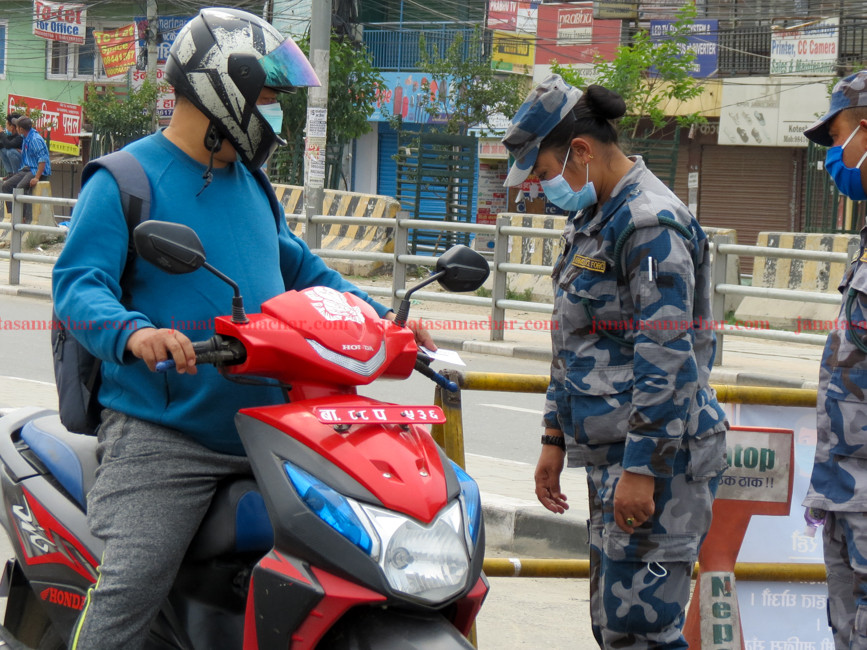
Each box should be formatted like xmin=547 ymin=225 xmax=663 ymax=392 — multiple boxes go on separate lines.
xmin=647 ymin=256 xmax=655 ymax=282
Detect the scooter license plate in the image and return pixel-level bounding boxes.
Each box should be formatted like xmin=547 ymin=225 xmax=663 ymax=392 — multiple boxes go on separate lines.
xmin=313 ymin=405 xmax=446 ymax=424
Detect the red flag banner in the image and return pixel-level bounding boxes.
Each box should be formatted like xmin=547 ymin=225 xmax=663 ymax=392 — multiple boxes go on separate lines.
xmin=93 ymin=24 xmax=137 ymax=78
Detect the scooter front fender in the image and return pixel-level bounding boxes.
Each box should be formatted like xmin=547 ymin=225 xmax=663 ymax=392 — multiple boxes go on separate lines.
xmin=317 ymin=607 xmax=476 ymax=650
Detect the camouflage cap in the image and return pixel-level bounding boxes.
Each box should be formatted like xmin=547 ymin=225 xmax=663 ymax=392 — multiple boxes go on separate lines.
xmin=804 ymin=70 xmax=867 ymax=146
xmin=502 ymin=74 xmax=583 ymax=187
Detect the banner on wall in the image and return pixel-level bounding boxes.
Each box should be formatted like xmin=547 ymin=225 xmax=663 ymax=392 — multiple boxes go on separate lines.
xmin=94 ymin=24 xmax=136 ymax=78
xmin=718 ymin=77 xmax=831 ymax=146
xmin=7 ymin=94 xmax=82 ymax=156
xmin=134 ymin=16 xmax=191 ymax=67
xmin=369 ymin=72 xmax=455 ymax=123
xmin=33 ymin=0 xmax=86 ymax=44
xmin=649 ymin=19 xmax=719 ymax=78
xmin=770 ymin=17 xmax=839 ymax=76
xmin=491 ymin=31 xmax=535 ymax=74
xmin=535 ymin=3 xmax=621 ymax=66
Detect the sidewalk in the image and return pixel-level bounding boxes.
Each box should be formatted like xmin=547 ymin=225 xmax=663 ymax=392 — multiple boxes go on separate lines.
xmin=0 ymin=258 xmax=824 ymax=559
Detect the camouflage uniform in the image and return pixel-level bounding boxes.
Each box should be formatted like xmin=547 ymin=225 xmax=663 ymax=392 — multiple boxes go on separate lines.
xmin=544 ymin=157 xmax=728 ymax=648
xmin=804 ymin=226 xmax=867 ymax=649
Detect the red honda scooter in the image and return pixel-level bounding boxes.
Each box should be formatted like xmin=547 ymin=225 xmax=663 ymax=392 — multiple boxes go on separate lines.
xmin=0 ymin=220 xmax=490 ymax=649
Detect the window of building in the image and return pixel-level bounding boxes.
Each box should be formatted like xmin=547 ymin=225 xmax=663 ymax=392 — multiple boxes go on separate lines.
xmin=46 ymin=23 xmax=122 ymax=81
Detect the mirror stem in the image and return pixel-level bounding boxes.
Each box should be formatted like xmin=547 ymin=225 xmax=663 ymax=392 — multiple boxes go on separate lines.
xmin=203 ymin=262 xmax=249 ymax=324
xmin=394 ymin=270 xmax=445 ymax=327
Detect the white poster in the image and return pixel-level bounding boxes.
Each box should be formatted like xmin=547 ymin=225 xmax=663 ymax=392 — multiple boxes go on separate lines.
xmin=718 ymin=77 xmax=832 ymax=147
xmin=33 ymin=0 xmax=86 ymax=45
xmin=770 ymin=17 xmax=839 ymax=76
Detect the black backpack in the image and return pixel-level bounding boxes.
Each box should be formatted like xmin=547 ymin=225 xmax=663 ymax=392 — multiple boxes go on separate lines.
xmin=51 ymin=150 xmax=284 ymax=434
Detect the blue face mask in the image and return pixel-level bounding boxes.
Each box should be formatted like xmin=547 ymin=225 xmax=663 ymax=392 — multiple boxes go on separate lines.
xmin=540 ymin=149 xmax=597 ymax=213
xmin=258 ymin=102 xmax=284 ymax=136
xmin=825 ymin=124 xmax=867 ymax=201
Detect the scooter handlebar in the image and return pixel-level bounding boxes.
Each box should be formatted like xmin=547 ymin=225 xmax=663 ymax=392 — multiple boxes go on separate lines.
xmin=414 ymin=353 xmax=458 ymax=393
xmin=155 ymin=337 xmax=245 ymax=372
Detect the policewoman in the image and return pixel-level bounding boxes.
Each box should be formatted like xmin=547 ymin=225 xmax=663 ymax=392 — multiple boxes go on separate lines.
xmin=802 ymin=70 xmax=867 ymax=649
xmin=502 ymin=75 xmax=728 ymax=648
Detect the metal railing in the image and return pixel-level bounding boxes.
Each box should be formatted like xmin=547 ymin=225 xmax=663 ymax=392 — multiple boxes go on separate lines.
xmin=0 ymin=191 xmax=855 ymax=359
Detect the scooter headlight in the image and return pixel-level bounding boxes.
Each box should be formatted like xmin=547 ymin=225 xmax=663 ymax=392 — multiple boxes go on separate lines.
xmin=360 ymin=501 xmax=470 ymax=604
xmin=283 ymin=461 xmax=375 ymax=554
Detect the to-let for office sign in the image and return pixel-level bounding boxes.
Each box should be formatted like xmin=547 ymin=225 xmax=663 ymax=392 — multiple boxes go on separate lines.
xmin=33 ymin=1 xmax=87 ymax=45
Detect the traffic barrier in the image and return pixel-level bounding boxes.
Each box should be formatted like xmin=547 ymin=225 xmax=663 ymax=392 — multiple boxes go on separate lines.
xmin=272 ymin=184 xmax=400 ymax=276
xmin=735 ymin=231 xmax=858 ymax=329
xmin=434 ymin=371 xmax=825 ymax=640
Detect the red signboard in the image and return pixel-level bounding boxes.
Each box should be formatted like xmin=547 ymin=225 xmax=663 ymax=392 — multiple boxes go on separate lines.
xmin=487 ymin=0 xmax=518 ymax=31
xmin=7 ymin=94 xmax=83 ymax=156
xmin=535 ymin=2 xmax=621 ymax=66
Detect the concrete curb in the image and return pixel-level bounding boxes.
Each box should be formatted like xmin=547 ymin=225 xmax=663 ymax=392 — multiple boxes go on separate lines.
xmin=482 ymin=499 xmax=589 ymax=560
xmin=0 ymin=285 xmax=51 ymax=300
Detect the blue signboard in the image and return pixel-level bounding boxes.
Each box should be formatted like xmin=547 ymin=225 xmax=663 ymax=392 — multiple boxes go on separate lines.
xmin=649 ymin=19 xmax=718 ymax=78
xmin=134 ymin=16 xmax=192 ymax=65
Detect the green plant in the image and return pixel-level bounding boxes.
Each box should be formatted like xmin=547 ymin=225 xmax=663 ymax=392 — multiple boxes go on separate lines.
xmin=552 ymin=2 xmax=706 ymax=139
xmin=82 ymin=80 xmax=158 ymax=152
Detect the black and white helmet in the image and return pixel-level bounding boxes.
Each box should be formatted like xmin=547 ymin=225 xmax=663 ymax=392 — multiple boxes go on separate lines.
xmin=166 ymin=8 xmax=320 ymax=170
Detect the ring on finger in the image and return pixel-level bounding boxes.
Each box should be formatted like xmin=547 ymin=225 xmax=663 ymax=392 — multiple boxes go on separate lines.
xmin=625 ymin=517 xmax=634 ymax=526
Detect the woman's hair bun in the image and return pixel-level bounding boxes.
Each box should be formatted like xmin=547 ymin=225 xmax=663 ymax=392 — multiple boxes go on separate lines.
xmin=584 ymin=85 xmax=627 ymax=121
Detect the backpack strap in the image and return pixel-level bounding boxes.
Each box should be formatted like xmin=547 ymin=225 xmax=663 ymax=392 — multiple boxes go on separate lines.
xmin=251 ymin=166 xmax=284 ymax=231
xmin=81 ymin=150 xmax=152 ymax=278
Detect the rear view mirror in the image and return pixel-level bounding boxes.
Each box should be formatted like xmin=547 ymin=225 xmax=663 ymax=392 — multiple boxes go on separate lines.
xmin=435 ymin=245 xmax=490 ymax=293
xmin=133 ymin=221 xmax=206 ymax=275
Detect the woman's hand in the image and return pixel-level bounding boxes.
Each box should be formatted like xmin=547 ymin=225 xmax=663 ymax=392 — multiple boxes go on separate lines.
xmin=534 ymin=430 xmax=568 ymax=514
xmin=613 ymin=470 xmax=655 ymax=533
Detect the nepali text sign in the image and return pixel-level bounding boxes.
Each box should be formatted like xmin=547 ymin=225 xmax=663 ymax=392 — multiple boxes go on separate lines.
xmin=94 ymin=24 xmax=136 ymax=78
xmin=134 ymin=16 xmax=191 ymax=65
xmin=33 ymin=0 xmax=86 ymax=44
xmin=649 ymin=19 xmax=719 ymax=78
xmin=131 ymin=66 xmax=176 ymax=120
xmin=716 ymin=426 xmax=792 ymax=503
xmin=7 ymin=94 xmax=82 ymax=156
xmin=770 ymin=17 xmax=839 ymax=76
xmin=535 ymin=3 xmax=621 ymax=66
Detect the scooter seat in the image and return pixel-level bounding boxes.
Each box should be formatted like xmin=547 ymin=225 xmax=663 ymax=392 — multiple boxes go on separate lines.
xmin=20 ymin=415 xmax=98 ymax=509
xmin=186 ymin=477 xmax=274 ymax=561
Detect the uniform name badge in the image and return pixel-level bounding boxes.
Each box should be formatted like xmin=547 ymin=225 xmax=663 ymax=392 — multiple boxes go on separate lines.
xmin=859 ymin=249 xmax=867 ymax=263
xmin=571 ymin=253 xmax=606 ymax=273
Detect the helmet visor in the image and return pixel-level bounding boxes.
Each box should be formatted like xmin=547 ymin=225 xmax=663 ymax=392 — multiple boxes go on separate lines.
xmin=260 ymin=38 xmax=321 ymax=90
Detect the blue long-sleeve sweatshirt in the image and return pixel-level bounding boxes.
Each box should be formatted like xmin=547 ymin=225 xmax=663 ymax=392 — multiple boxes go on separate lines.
xmin=52 ymin=131 xmax=390 ymax=454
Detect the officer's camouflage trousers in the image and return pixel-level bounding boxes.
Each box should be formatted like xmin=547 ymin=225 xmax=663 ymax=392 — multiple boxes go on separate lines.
xmin=587 ymin=457 xmax=718 ymax=649
xmin=823 ymin=510 xmax=867 ymax=650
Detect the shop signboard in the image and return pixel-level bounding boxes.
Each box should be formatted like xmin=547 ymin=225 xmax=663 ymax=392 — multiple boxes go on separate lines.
xmin=131 ymin=66 xmax=176 ymax=120
xmin=94 ymin=24 xmax=137 ymax=78
xmin=7 ymin=94 xmax=82 ymax=156
xmin=134 ymin=16 xmax=191 ymax=66
xmin=535 ymin=3 xmax=621 ymax=66
xmin=770 ymin=17 xmax=839 ymax=76
xmin=33 ymin=1 xmax=86 ymax=44
xmin=718 ymin=77 xmax=831 ymax=146
xmin=649 ymin=19 xmax=719 ymax=78
xmin=491 ymin=31 xmax=535 ymax=74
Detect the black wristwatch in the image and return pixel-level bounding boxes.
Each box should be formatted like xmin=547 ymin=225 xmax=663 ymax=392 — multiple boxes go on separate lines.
xmin=541 ymin=434 xmax=566 ymax=450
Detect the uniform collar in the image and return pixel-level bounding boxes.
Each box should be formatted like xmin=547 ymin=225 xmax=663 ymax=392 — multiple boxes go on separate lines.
xmin=573 ymin=156 xmax=646 ymax=234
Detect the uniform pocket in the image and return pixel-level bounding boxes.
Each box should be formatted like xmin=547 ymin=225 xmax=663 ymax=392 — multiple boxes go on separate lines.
xmin=637 ymin=271 xmax=692 ymax=344
xmin=686 ymin=428 xmax=728 ymax=480
xmin=603 ymin=530 xmax=700 ymax=564
xmin=824 ymin=367 xmax=867 ymax=458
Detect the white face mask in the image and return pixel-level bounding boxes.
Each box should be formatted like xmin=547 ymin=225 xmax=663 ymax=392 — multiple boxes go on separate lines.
xmin=258 ymin=102 xmax=284 ymax=136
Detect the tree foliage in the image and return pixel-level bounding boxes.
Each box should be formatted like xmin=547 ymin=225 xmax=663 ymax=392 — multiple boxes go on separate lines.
xmin=81 ymin=80 xmax=158 ymax=152
xmin=408 ymin=27 xmax=524 ymax=136
xmin=552 ymin=2 xmax=705 ymax=139
xmin=281 ymin=33 xmax=383 ymax=147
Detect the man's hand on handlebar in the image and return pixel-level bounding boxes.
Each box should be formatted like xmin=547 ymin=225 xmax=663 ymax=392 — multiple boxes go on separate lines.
xmin=127 ymin=328 xmax=198 ymax=375
xmin=385 ymin=312 xmax=436 ymax=351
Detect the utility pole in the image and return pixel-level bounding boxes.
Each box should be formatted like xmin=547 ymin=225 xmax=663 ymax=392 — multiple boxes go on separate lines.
xmin=303 ymin=0 xmax=331 ymax=249
xmin=147 ymin=0 xmax=159 ymax=131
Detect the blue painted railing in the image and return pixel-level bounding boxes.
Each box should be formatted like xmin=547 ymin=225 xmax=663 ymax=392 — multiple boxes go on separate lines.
xmin=362 ymin=23 xmax=482 ymax=71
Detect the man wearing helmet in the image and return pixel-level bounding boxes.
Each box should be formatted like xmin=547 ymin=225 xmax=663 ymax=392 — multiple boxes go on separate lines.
xmin=52 ymin=8 xmax=431 ymax=648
